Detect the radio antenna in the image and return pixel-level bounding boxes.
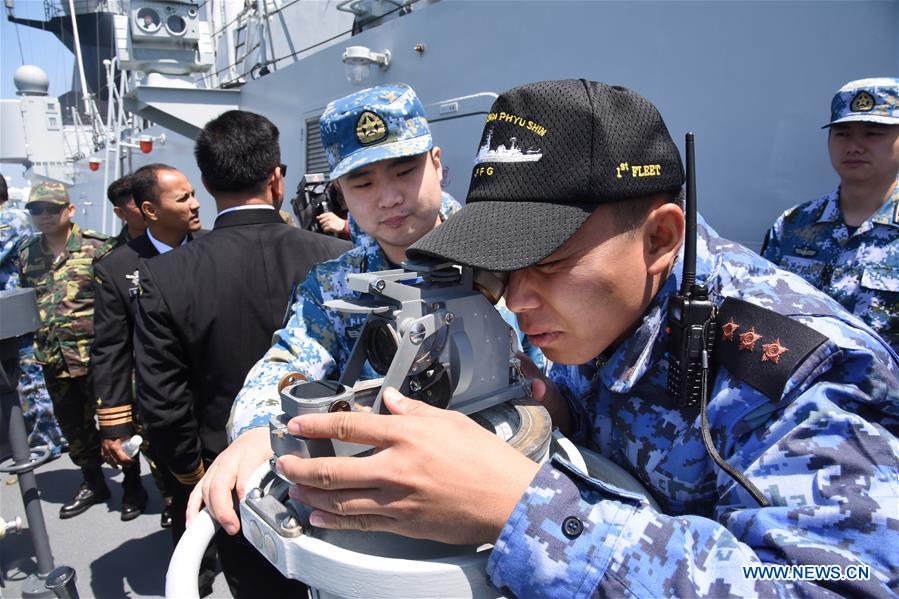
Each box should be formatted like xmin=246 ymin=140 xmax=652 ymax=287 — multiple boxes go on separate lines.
xmin=681 ymin=132 xmax=697 ymax=296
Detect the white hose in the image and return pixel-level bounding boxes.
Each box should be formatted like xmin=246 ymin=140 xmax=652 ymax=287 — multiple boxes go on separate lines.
xmin=165 ymin=508 xmax=218 ymax=599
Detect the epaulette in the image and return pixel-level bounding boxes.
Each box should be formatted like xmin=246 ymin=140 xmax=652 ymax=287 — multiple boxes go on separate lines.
xmin=82 ymin=229 xmax=110 ymax=241
xmin=714 ymin=297 xmax=827 ymax=400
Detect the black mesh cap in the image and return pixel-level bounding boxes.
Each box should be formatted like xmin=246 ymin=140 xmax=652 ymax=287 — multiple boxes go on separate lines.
xmin=408 ymin=79 xmax=684 ymax=271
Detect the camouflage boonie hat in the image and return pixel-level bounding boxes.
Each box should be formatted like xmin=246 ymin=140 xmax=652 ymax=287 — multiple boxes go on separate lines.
xmin=320 ymin=83 xmax=433 ymax=180
xmin=824 ymin=77 xmax=899 ymax=127
xmin=25 ymin=181 xmax=70 ymax=207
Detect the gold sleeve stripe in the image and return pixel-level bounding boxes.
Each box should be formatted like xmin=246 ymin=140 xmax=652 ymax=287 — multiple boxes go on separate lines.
xmin=97 ymin=410 xmax=131 ymax=419
xmin=96 ymin=405 xmax=132 ymax=415
xmin=98 ymin=416 xmax=133 ymax=427
xmin=174 ymin=463 xmax=206 ymax=486
xmin=97 ymin=414 xmax=132 ymax=424
xmin=98 ymin=410 xmax=131 ymax=420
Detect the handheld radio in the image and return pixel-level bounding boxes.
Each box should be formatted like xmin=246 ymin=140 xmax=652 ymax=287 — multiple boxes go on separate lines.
xmin=665 ymin=133 xmax=717 ymax=407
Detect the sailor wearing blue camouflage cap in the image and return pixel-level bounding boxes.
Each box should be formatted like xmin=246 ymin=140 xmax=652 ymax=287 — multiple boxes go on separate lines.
xmin=236 ymin=80 xmax=898 ymax=598
xmin=763 ymin=77 xmax=899 ymax=353
xmin=188 ymin=84 xmax=542 ymax=532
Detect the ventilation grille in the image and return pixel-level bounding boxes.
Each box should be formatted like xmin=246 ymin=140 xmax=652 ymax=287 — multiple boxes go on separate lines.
xmin=305 ymin=115 xmax=329 ymax=175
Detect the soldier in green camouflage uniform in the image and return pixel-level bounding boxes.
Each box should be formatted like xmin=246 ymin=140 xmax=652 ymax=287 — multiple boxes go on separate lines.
xmin=18 ymin=181 xmax=115 ymax=519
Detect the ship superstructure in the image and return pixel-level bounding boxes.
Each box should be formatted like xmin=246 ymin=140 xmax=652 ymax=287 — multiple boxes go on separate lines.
xmin=4 ymin=1 xmax=897 ymax=249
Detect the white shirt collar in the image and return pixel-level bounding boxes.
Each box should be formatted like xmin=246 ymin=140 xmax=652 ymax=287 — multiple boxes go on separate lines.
xmin=146 ymin=227 xmax=188 ymax=254
xmin=217 ymin=204 xmax=276 ymax=217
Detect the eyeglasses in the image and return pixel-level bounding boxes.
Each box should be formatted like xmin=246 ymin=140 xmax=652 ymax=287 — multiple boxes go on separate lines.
xmin=279 ymin=163 xmax=287 ymax=177
xmin=27 ymin=204 xmax=66 ymax=216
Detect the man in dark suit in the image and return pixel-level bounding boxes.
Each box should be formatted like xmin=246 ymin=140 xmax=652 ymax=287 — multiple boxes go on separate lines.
xmin=93 ymin=165 xmax=202 ymax=527
xmin=134 ymin=110 xmax=350 ymax=597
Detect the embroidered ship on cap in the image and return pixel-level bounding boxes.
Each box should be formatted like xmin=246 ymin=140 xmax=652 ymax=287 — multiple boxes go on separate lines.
xmin=473 ymin=129 xmax=542 ymax=164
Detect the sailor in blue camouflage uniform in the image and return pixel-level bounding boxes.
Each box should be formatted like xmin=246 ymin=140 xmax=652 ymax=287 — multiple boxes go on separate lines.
xmin=0 ymin=176 xmax=66 ymax=457
xmin=763 ymin=78 xmax=899 ymax=353
xmin=268 ymin=81 xmax=899 ymax=598
xmin=228 ymin=84 xmax=461 ymax=435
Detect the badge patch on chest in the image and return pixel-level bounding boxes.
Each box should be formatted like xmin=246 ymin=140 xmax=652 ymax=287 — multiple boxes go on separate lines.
xmin=793 ymin=246 xmax=817 ymax=258
xmin=125 ymin=269 xmax=140 ymax=298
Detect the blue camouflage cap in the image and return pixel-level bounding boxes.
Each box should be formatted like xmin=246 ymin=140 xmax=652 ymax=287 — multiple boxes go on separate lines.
xmin=825 ymin=77 xmax=899 ymax=128
xmin=320 ymin=83 xmax=433 ymax=180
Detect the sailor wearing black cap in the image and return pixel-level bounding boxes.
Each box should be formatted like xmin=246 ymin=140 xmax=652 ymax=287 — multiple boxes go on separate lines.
xmin=271 ymin=80 xmax=897 ymax=598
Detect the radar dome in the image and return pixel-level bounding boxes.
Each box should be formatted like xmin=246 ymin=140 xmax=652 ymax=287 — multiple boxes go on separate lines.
xmin=14 ymin=65 xmax=50 ymax=96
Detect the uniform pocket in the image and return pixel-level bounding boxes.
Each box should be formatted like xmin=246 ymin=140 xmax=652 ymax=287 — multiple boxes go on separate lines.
xmin=859 ymin=265 xmax=898 ymax=343
xmin=861 ymin=266 xmax=899 ymax=293
xmin=57 ymin=258 xmax=96 ymax=302
xmin=779 ymin=255 xmax=828 ymax=289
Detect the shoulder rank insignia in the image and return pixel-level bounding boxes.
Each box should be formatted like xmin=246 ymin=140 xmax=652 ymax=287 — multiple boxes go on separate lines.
xmin=714 ymin=297 xmax=827 ymax=400
xmin=761 ymin=339 xmax=789 ymax=364
xmin=738 ymin=327 xmax=762 ymax=351
xmin=721 ymin=318 xmax=740 ymax=341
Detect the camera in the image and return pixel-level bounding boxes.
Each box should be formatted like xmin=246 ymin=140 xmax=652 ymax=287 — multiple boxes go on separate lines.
xmin=290 ymin=173 xmax=348 ymax=236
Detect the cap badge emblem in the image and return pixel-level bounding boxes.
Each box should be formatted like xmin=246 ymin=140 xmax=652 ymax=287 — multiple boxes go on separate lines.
xmin=761 ymin=338 xmax=789 ymax=364
xmin=721 ymin=318 xmax=740 ymax=341
xmin=356 ymin=111 xmax=387 ymax=145
xmin=851 ymin=91 xmax=875 ymax=113
xmin=739 ymin=327 xmax=763 ymax=351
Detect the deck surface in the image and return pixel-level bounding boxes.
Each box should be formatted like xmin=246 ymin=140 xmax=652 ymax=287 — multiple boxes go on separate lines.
xmin=0 ymin=452 xmax=231 ymax=598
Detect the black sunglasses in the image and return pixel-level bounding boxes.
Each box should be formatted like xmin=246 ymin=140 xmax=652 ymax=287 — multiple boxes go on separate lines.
xmin=279 ymin=163 xmax=287 ymax=177
xmin=27 ymin=204 xmax=66 ymax=216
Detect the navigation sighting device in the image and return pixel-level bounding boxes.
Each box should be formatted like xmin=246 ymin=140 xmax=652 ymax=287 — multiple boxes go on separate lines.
xmin=268 ymin=259 xmax=547 ymax=461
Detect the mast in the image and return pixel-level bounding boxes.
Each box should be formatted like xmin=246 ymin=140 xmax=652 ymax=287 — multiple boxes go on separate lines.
xmin=67 ymin=0 xmax=92 ymax=120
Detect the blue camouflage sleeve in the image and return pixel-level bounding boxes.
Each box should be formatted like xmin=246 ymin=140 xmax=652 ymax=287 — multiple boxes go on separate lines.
xmin=0 ymin=208 xmax=32 ymax=290
xmin=548 ymin=364 xmax=595 ymax=445
xmin=488 ymin=376 xmax=899 ymax=598
xmin=228 ymin=270 xmax=342 ymax=440
xmin=761 ymin=212 xmax=785 ymax=264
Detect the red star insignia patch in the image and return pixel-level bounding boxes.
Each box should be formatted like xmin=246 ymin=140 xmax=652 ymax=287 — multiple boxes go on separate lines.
xmin=761 ymin=338 xmax=789 ymax=364
xmin=721 ymin=318 xmax=740 ymax=341
xmin=739 ymin=327 xmax=762 ymax=351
